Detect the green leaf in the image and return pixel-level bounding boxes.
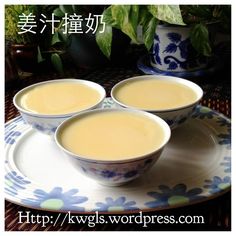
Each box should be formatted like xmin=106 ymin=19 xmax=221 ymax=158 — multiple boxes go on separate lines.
xmin=138 ymin=6 xmax=158 ymax=50
xmin=59 ymin=5 xmax=74 ymax=15
xmin=110 ymin=5 xmax=138 ymax=43
xmin=190 ymin=23 xmax=212 ymax=57
xmin=53 ymin=7 xmax=64 ymax=17
xmin=51 ymin=32 xmax=62 ymax=45
xmin=142 ymin=17 xmax=158 ymax=50
xmin=102 ymin=6 xmax=117 ymax=27
xmin=111 ymin=5 xmax=131 ymax=27
xmin=96 ymin=24 xmax=112 ymax=59
xmin=138 ymin=5 xmax=149 ymax=25
xmin=130 ymin=5 xmax=139 ymax=30
xmin=51 ymin=53 xmax=64 ymax=74
xmin=37 ymin=46 xmax=45 ymax=63
xmin=148 ymin=5 xmax=185 ymax=25
xmin=58 ymin=29 xmax=69 ymax=44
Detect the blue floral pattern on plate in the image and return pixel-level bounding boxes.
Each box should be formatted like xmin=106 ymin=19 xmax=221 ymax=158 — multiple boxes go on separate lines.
xmin=192 ymin=106 xmax=216 ymax=119
xmin=5 ymin=171 xmax=31 ymax=196
xmin=218 ymin=129 xmax=231 ymax=148
xmin=94 ymin=197 xmax=139 ymax=212
xmin=21 ymin=187 xmax=88 ymax=211
xmin=220 ymin=157 xmax=231 ymax=173
xmin=216 ymin=116 xmax=231 ymax=128
xmin=5 ymin=131 xmax=22 ymax=145
xmin=204 ymin=176 xmax=231 ymax=194
xmin=145 ymin=184 xmax=206 ymax=208
xmin=4 ymin=99 xmax=231 ymax=213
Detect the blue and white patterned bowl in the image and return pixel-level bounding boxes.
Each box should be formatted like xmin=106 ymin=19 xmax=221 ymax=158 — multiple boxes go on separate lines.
xmin=111 ymin=75 xmax=203 ymax=129
xmin=55 ymin=108 xmax=171 ymax=186
xmin=13 ymin=79 xmax=106 ymax=136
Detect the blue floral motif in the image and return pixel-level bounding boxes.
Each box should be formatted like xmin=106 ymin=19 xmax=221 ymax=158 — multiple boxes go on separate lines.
xmin=145 ymin=184 xmax=205 ymax=208
xmin=204 ymin=176 xmax=231 ymax=194
xmin=101 ymin=170 xmax=116 ymax=178
xmin=152 ymin=35 xmax=162 ymax=65
xmin=163 ymin=43 xmax=177 ymax=53
xmin=84 ymin=159 xmax=154 ymax=183
xmin=5 ymin=131 xmax=22 ymax=145
xmin=220 ymin=157 xmax=231 ymax=173
xmin=166 ymin=119 xmax=174 ymax=126
xmin=177 ymin=116 xmax=187 ymax=125
xmin=154 ymin=34 xmax=160 ymax=41
xmin=124 ymin=170 xmax=138 ymax=178
xmin=164 ymin=32 xmax=190 ymax=67
xmin=178 ymin=38 xmax=190 ymax=59
xmin=5 ymin=171 xmax=31 ymax=196
xmin=167 ymin=32 xmax=181 ymax=43
xmin=32 ymin=123 xmax=57 ymax=134
xmin=168 ymin=61 xmax=178 ymax=70
xmin=94 ymin=197 xmax=139 ymax=212
xmin=161 ymin=32 xmax=202 ymax=70
xmin=165 ymin=114 xmax=189 ymax=128
xmin=164 ymin=56 xmax=187 ymax=70
xmin=218 ymin=129 xmax=231 ymax=149
xmin=21 ymin=187 xmax=88 ymax=211
xmin=216 ymin=117 xmax=231 ymax=128
xmin=192 ymin=106 xmax=215 ymax=119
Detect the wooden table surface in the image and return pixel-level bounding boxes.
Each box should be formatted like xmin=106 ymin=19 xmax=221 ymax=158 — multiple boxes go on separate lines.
xmin=5 ymin=66 xmax=231 ymax=231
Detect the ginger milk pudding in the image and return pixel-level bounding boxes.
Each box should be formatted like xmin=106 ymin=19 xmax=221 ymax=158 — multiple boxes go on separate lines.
xmin=13 ymin=79 xmax=106 ymax=135
xmin=57 ymin=109 xmax=168 ymax=161
xmin=19 ymin=81 xmax=102 ymax=115
xmin=112 ymin=77 xmax=198 ymax=111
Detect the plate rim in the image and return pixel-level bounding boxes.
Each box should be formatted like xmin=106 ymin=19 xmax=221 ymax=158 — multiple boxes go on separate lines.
xmin=5 ymin=100 xmax=231 ymax=213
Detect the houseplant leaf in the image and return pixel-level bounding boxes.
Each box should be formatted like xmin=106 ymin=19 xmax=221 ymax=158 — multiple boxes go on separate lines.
xmin=102 ymin=6 xmax=118 ymax=27
xmin=141 ymin=17 xmax=158 ymax=50
xmin=110 ymin=5 xmax=138 ymax=43
xmin=53 ymin=7 xmax=64 ymax=17
xmin=37 ymin=46 xmax=45 ymax=63
xmin=51 ymin=53 xmax=64 ymax=74
xmin=96 ymin=24 xmax=112 ymax=58
xmin=138 ymin=6 xmax=158 ymax=50
xmin=51 ymin=31 xmax=62 ymax=45
xmin=59 ymin=5 xmax=74 ymax=15
xmin=190 ymin=23 xmax=212 ymax=57
xmin=148 ymin=5 xmax=185 ymax=25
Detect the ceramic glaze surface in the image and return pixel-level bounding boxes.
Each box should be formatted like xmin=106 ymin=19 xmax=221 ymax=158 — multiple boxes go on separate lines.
xmin=5 ymin=98 xmax=231 ymax=213
xmin=59 ymin=110 xmax=165 ymax=160
xmin=113 ymin=78 xmax=197 ymax=110
xmin=20 ymin=82 xmax=101 ymax=115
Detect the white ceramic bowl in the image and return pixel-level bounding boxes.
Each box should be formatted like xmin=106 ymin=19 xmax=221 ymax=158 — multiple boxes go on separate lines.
xmin=13 ymin=79 xmax=106 ymax=136
xmin=111 ymin=75 xmax=203 ymax=129
xmin=55 ymin=108 xmax=171 ymax=186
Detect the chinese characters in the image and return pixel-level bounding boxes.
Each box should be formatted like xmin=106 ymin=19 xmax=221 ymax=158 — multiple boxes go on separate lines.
xmin=17 ymin=13 xmax=105 ymax=35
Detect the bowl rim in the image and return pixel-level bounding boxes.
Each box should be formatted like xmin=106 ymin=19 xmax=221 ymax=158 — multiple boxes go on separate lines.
xmin=111 ymin=75 xmax=203 ymax=113
xmin=13 ymin=78 xmax=106 ymax=118
xmin=54 ymin=108 xmax=171 ymax=164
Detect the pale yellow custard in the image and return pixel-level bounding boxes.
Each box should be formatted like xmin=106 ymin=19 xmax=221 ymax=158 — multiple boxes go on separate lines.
xmin=114 ymin=78 xmax=198 ymax=110
xmin=59 ymin=111 xmax=165 ymax=160
xmin=20 ymin=82 xmax=101 ymax=115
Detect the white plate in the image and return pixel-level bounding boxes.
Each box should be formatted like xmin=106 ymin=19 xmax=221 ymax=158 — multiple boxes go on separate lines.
xmin=5 ymin=98 xmax=231 ymax=213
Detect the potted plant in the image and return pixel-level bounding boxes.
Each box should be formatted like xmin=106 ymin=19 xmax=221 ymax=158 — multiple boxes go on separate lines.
xmin=5 ymin=5 xmax=67 ymax=75
xmin=96 ymin=5 xmax=230 ymax=73
xmin=5 ymin=5 xmax=39 ymax=75
xmin=52 ymin=5 xmax=131 ymax=68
